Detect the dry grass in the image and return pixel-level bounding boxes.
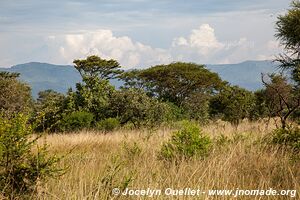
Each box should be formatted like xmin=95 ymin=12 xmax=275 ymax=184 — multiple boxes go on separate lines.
xmin=36 ymin=120 xmax=299 ymax=200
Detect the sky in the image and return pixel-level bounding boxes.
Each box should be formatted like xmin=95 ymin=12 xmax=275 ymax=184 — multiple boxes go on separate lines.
xmin=0 ymin=0 xmax=290 ymax=68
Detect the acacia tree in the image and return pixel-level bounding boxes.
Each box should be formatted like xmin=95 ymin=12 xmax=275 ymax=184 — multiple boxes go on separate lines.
xmin=261 ymin=74 xmax=299 ymax=129
xmin=74 ymin=55 xmax=123 ymax=80
xmin=71 ymin=56 xmax=123 ymax=121
xmin=261 ymin=0 xmax=300 ymax=129
xmin=121 ymin=62 xmax=225 ymax=105
xmin=276 ymin=0 xmax=300 ymax=86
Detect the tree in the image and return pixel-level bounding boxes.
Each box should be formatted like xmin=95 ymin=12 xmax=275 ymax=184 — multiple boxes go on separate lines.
xmin=265 ymin=0 xmax=300 ymax=129
xmin=73 ymin=77 xmax=115 ymax=121
xmin=119 ymin=69 xmax=147 ymax=90
xmin=182 ymin=92 xmax=210 ymax=121
xmin=72 ymin=56 xmax=120 ymax=121
xmin=276 ymin=0 xmax=300 ymax=57
xmin=275 ymin=0 xmax=300 ymax=87
xmin=33 ymin=90 xmax=65 ymax=132
xmin=209 ymin=86 xmax=255 ymax=127
xmin=249 ymin=89 xmax=269 ymax=120
xmin=110 ymin=89 xmax=170 ymax=127
xmin=0 ymin=72 xmax=32 ymax=116
xmin=121 ymin=62 xmax=225 ymax=107
xmin=262 ymin=74 xmax=299 ymax=129
xmin=73 ymin=55 xmax=123 ymax=80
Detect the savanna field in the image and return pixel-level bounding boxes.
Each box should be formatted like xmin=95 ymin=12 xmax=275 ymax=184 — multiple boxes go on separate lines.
xmin=2 ymin=1 xmax=300 ymax=199
xmin=35 ymin=120 xmax=299 ymax=200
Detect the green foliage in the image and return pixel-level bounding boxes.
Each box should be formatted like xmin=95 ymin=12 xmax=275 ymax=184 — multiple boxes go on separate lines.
xmin=163 ymin=102 xmax=187 ymax=122
xmin=73 ymin=55 xmax=123 ymax=80
xmin=159 ymin=121 xmax=212 ymax=161
xmin=122 ymin=142 xmax=142 ymax=161
xmin=74 ymin=77 xmax=115 ymax=121
xmin=97 ymin=118 xmax=120 ymax=132
xmin=34 ymin=89 xmax=65 ymax=132
xmin=276 ymin=0 xmax=300 ymax=53
xmin=209 ymin=86 xmax=255 ymax=126
xmin=110 ymin=89 xmax=171 ymax=127
xmin=61 ymin=111 xmax=94 ymax=132
xmin=262 ymin=74 xmax=298 ymax=129
xmin=144 ymin=62 xmax=224 ymax=104
xmin=275 ymin=1 xmax=300 ymax=88
xmin=0 ymin=72 xmax=32 ymax=116
xmin=0 ymin=114 xmax=62 ymax=198
xmin=182 ymin=93 xmax=210 ymax=122
xmin=119 ymin=69 xmax=145 ymax=89
xmin=117 ymin=63 xmax=223 ymax=126
xmin=250 ymin=89 xmax=269 ymax=120
xmin=271 ymin=2 xmax=300 ymax=127
xmin=271 ymin=128 xmax=300 ymax=152
xmin=121 ymin=62 xmax=225 ymax=106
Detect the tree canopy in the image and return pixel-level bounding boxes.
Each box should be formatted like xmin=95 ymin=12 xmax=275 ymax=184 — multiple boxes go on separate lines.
xmin=0 ymin=72 xmax=32 ymax=116
xmin=122 ymin=62 xmax=225 ymax=106
xmin=276 ymin=0 xmax=300 ymax=55
xmin=73 ymin=55 xmax=123 ymax=80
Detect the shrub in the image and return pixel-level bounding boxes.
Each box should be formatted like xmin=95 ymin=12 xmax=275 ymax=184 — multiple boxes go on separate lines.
xmin=96 ymin=118 xmax=120 ymax=132
xmin=0 ymin=114 xmax=63 ymax=198
xmin=61 ymin=111 xmax=94 ymax=131
xmin=271 ymin=128 xmax=300 ymax=152
xmin=33 ymin=90 xmax=65 ymax=132
xmin=159 ymin=121 xmax=212 ymax=161
xmin=110 ymin=89 xmax=171 ymax=128
xmin=0 ymin=72 xmax=32 ymax=117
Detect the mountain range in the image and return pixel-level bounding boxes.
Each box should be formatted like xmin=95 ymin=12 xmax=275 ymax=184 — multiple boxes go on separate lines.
xmin=0 ymin=60 xmax=279 ymax=98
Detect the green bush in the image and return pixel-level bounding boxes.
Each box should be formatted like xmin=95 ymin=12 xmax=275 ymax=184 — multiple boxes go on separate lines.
xmin=61 ymin=111 xmax=94 ymax=131
xmin=271 ymin=128 xmax=300 ymax=152
xmin=0 ymin=114 xmax=63 ymax=198
xmin=159 ymin=121 xmax=212 ymax=161
xmin=97 ymin=118 xmax=120 ymax=132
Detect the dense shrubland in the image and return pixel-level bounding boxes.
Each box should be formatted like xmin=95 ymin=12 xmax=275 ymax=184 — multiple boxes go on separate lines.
xmin=0 ymin=1 xmax=300 ymax=198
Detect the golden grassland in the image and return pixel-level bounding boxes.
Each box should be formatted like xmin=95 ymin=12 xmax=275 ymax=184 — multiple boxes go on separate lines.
xmin=36 ymin=120 xmax=299 ymax=199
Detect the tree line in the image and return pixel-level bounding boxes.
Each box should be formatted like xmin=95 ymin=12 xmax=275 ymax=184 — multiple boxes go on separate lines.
xmin=0 ymin=57 xmax=299 ymax=132
xmin=1 ymin=1 xmax=300 ymax=133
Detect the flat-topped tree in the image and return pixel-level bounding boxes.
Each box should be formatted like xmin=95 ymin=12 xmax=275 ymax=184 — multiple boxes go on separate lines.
xmin=73 ymin=55 xmax=123 ymax=80
xmin=137 ymin=62 xmax=225 ymax=106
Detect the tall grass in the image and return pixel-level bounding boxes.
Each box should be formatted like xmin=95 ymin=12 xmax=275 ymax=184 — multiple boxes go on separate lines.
xmin=37 ymin=120 xmax=299 ymax=199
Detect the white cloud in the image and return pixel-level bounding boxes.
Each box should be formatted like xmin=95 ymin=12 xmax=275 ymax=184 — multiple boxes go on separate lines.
xmin=267 ymin=40 xmax=280 ymax=50
xmin=172 ymin=24 xmax=224 ymax=56
xmin=170 ymin=24 xmax=258 ymax=64
xmin=52 ymin=29 xmax=171 ymax=68
xmin=44 ymin=24 xmax=282 ymax=68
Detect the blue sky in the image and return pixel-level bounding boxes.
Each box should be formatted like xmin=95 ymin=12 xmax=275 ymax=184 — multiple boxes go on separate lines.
xmin=0 ymin=0 xmax=290 ymax=68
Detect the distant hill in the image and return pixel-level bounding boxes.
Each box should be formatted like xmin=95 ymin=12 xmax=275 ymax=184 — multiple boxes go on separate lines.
xmin=0 ymin=60 xmax=279 ymax=98
xmin=0 ymin=62 xmax=81 ymax=98
xmin=207 ymin=60 xmax=279 ymax=91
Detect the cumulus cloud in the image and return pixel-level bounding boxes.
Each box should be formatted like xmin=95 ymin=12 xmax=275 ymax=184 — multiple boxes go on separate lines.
xmin=49 ymin=30 xmax=171 ymax=68
xmin=170 ymin=24 xmax=256 ymax=64
xmin=45 ymin=24 xmax=281 ymax=68
xmin=172 ymin=24 xmax=224 ymax=54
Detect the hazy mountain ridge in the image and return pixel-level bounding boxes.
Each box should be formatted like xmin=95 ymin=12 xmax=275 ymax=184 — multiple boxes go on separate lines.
xmin=0 ymin=60 xmax=278 ymax=98
xmin=207 ymin=60 xmax=279 ymax=90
